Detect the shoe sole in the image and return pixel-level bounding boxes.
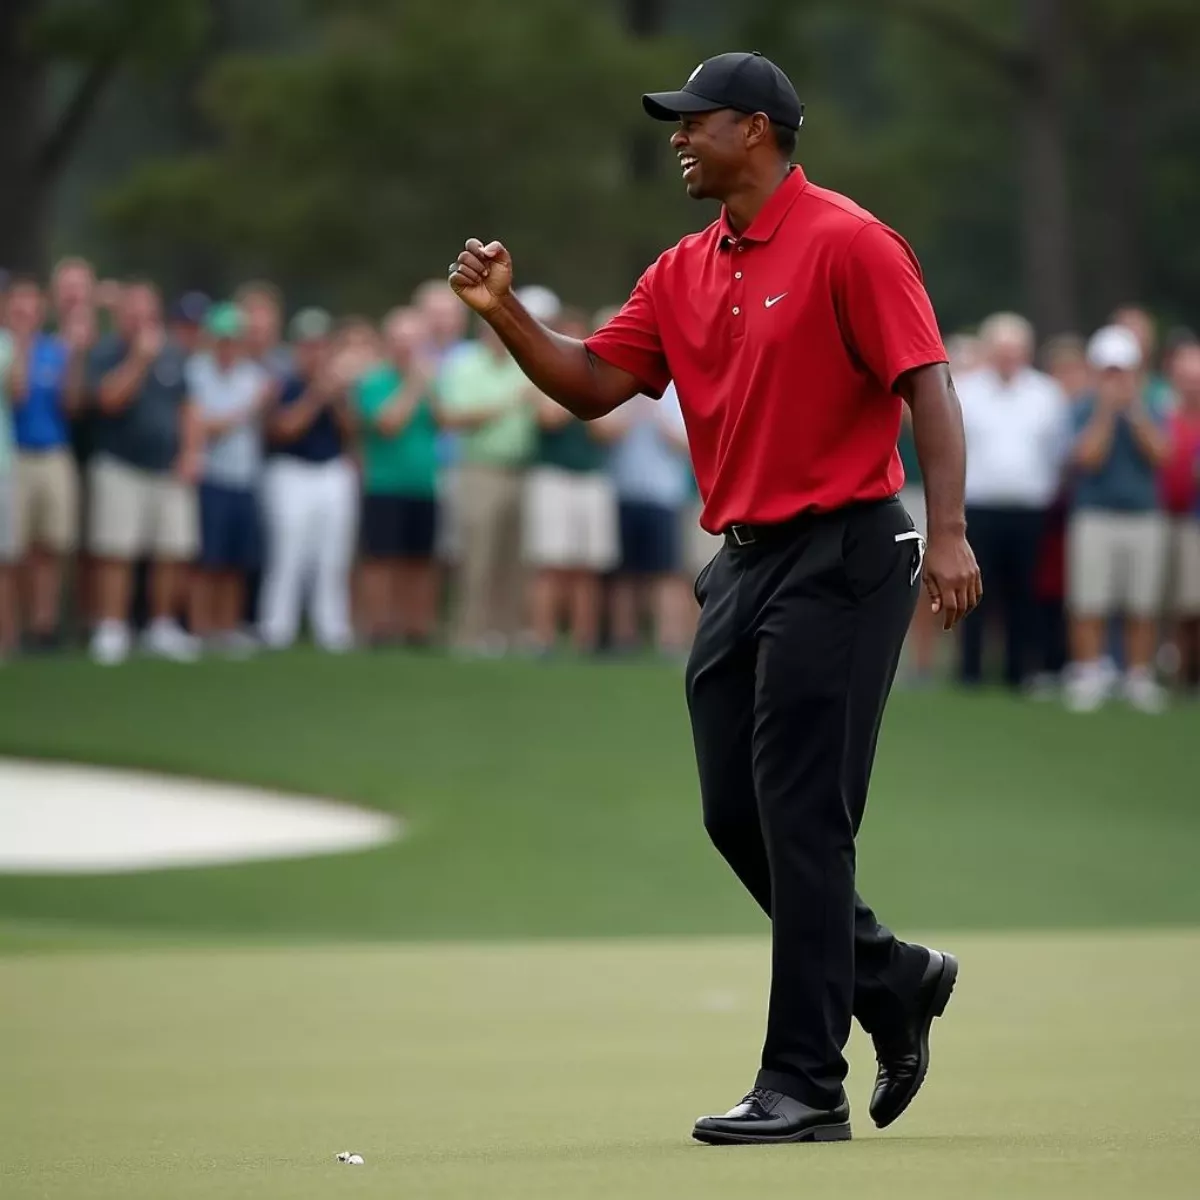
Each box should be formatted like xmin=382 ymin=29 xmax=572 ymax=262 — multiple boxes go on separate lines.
xmin=692 ymin=1122 xmax=852 ymax=1146
xmin=873 ymin=951 xmax=958 ymax=1130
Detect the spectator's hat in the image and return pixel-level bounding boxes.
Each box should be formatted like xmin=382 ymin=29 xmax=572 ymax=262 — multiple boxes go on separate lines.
xmin=1087 ymin=325 xmax=1142 ymax=372
xmin=170 ymin=290 xmax=211 ymax=325
xmin=289 ymin=307 xmax=334 ymax=343
xmin=515 ymin=285 xmax=561 ymax=323
xmin=642 ymin=51 xmax=804 ymax=131
xmin=205 ymin=302 xmax=244 ymax=341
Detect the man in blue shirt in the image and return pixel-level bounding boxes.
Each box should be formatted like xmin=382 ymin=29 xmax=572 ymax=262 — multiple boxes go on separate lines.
xmin=5 ymin=278 xmax=90 ymax=647
xmin=1066 ymin=325 xmax=1170 ymax=712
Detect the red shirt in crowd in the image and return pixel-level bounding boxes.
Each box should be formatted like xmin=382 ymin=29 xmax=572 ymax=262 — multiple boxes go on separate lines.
xmin=1160 ymin=409 xmax=1200 ymax=515
xmin=585 ymin=166 xmax=947 ymax=531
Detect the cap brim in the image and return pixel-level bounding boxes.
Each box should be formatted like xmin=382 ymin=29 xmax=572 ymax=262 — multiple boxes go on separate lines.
xmin=642 ymin=90 xmax=725 ymax=121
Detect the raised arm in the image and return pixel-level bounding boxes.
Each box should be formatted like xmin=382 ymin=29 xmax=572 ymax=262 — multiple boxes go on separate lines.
xmin=1073 ymin=401 xmax=1119 ymax=470
xmin=97 ymin=328 xmax=162 ymax=415
xmin=270 ymin=377 xmax=332 ymax=443
xmin=449 ymin=239 xmax=644 ymax=420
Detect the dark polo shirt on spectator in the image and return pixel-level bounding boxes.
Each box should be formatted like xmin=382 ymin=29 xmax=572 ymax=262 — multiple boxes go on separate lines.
xmin=87 ymin=336 xmax=190 ymax=471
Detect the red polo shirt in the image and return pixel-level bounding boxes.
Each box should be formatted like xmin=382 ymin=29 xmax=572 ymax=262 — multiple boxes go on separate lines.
xmin=585 ymin=166 xmax=947 ymax=531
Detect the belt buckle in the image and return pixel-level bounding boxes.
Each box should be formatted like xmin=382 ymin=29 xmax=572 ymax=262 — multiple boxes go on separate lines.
xmin=730 ymin=524 xmax=756 ymax=547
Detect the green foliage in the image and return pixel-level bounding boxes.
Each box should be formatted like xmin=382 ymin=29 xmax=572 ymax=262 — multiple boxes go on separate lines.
xmin=31 ymin=0 xmax=210 ymax=75
xmin=59 ymin=0 xmax=1200 ymax=328
xmin=103 ymin=0 xmax=701 ymax=312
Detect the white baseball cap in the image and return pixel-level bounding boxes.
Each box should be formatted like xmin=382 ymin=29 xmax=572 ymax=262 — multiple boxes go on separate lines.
xmin=1086 ymin=324 xmax=1142 ymax=372
xmin=515 ymin=285 xmax=562 ymax=323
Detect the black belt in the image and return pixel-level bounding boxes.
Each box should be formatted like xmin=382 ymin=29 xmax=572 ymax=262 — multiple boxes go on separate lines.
xmin=721 ymin=496 xmax=900 ymax=549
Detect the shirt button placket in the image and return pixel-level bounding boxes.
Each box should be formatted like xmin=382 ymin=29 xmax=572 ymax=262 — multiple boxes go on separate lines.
xmin=730 ymin=242 xmax=746 ymax=338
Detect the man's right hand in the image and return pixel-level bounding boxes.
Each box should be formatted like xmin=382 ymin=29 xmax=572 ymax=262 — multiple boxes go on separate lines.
xmin=135 ymin=325 xmax=165 ymax=361
xmin=449 ymin=239 xmax=513 ymax=315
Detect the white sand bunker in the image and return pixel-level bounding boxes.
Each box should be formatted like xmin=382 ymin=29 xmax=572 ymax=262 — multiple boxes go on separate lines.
xmin=0 ymin=758 xmax=402 ymax=875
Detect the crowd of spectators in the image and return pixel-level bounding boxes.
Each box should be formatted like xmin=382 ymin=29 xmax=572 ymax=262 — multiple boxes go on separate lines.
xmin=0 ymin=259 xmax=1196 ymax=712
xmin=909 ymin=306 xmax=1200 ymax=712
xmin=0 ymin=260 xmax=716 ymax=669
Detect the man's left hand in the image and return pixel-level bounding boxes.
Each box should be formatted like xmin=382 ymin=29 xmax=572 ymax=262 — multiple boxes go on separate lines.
xmin=923 ymin=531 xmax=982 ymax=631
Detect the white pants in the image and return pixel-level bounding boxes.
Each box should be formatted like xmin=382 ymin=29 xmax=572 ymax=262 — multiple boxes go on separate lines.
xmin=259 ymin=457 xmax=358 ymax=650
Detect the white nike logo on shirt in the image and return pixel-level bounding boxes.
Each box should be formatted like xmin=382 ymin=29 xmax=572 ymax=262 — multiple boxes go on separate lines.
xmin=764 ymin=293 xmax=788 ymax=308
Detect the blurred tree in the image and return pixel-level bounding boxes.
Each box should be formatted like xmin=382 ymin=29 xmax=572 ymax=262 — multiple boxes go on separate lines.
xmin=0 ymin=0 xmax=210 ymax=273
xmin=735 ymin=0 xmax=1200 ymax=336
xmin=101 ymin=0 xmax=699 ymax=313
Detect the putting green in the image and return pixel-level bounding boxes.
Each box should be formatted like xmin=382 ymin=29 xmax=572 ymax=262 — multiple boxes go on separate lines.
xmin=3 ymin=931 xmax=1198 ymax=1199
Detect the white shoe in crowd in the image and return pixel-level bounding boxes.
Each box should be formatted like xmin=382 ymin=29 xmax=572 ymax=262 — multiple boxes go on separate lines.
xmin=1120 ymin=669 xmax=1167 ymax=714
xmin=141 ymin=619 xmax=202 ymax=663
xmin=1064 ymin=662 xmax=1111 ymax=713
xmin=89 ymin=621 xmax=131 ymax=666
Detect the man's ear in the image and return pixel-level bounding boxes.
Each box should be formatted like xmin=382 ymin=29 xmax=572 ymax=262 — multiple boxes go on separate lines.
xmin=744 ymin=112 xmax=772 ymax=149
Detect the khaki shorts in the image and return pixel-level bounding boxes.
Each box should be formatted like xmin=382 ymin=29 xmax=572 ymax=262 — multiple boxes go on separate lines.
xmin=89 ymin=454 xmax=199 ymax=562
xmin=682 ymin=500 xmax=723 ymax=578
xmin=15 ymin=449 xmax=79 ymax=554
xmin=1067 ymin=509 xmax=1169 ymax=618
xmin=1171 ymin=517 xmax=1200 ymax=618
xmin=0 ymin=473 xmax=16 ymax=563
xmin=522 ymin=466 xmax=618 ymax=570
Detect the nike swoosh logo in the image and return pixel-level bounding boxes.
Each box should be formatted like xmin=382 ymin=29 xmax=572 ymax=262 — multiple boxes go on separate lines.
xmin=764 ymin=293 xmax=788 ymax=308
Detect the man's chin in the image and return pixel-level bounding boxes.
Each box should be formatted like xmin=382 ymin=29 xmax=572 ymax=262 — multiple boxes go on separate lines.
xmin=684 ymin=179 xmax=709 ymax=200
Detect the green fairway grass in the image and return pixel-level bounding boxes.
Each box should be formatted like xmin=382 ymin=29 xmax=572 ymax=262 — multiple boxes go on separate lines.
xmin=0 ymin=650 xmax=1197 ymax=940
xmin=3 ymin=932 xmax=1198 ymax=1200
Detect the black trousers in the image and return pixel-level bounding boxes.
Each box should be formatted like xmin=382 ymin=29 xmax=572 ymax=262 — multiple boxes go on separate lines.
xmin=959 ymin=506 xmax=1045 ymax=688
xmin=685 ymin=497 xmax=928 ymax=1110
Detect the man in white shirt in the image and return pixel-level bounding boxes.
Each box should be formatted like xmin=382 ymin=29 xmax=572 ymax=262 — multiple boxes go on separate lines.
xmin=956 ymin=312 xmax=1070 ymax=688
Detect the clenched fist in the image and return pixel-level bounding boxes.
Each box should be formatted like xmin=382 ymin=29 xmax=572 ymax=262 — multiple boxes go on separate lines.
xmin=449 ymin=239 xmax=513 ymax=315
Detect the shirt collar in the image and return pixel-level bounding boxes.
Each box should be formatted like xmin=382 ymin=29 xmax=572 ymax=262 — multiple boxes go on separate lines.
xmin=718 ymin=165 xmax=808 ymax=249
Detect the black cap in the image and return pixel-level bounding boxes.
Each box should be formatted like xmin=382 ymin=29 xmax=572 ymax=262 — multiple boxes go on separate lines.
xmin=643 ymin=51 xmax=804 ymax=131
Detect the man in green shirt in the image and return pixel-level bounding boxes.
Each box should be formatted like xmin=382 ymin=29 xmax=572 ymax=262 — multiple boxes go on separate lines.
xmin=437 ymin=318 xmax=535 ymax=654
xmin=522 ymin=304 xmax=620 ymax=653
xmin=354 ymin=307 xmax=440 ymax=645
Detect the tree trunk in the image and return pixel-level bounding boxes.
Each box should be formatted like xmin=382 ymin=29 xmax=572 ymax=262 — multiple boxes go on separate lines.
xmin=624 ymin=0 xmax=667 ymax=281
xmin=1088 ymin=40 xmax=1144 ymax=319
xmin=0 ymin=0 xmax=49 ymax=274
xmin=1017 ymin=0 xmax=1077 ymax=336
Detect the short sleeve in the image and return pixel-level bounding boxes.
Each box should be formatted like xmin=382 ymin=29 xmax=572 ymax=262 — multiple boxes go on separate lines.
xmin=1071 ymin=399 xmax=1094 ymax=437
xmin=355 ymin=368 xmax=393 ymax=420
xmin=837 ymin=223 xmax=947 ymax=392
xmin=86 ymin=338 xmax=122 ymax=391
xmin=436 ymin=350 xmax=473 ymax=414
xmin=183 ymin=355 xmax=203 ymax=398
xmin=584 ymin=265 xmax=670 ymax=399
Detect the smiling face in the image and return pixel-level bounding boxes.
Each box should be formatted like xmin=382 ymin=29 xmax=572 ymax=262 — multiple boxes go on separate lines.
xmin=670 ymin=109 xmax=760 ymax=200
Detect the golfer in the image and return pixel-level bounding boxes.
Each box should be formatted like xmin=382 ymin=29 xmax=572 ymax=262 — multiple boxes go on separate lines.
xmin=449 ymin=51 xmax=981 ymax=1145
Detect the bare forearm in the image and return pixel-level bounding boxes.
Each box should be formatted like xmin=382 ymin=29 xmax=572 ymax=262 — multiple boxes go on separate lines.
xmin=64 ymin=355 xmax=88 ymax=414
xmin=487 ymin=296 xmax=635 ymax=420
xmin=7 ymin=356 xmax=29 ymax=406
xmin=180 ymin=405 xmax=204 ymax=459
xmin=1127 ymin=408 xmax=1168 ymax=465
xmin=98 ymin=357 xmax=150 ymax=413
xmin=1073 ymin=410 xmax=1117 ymax=469
xmin=903 ymin=364 xmax=967 ymax=536
xmin=270 ymin=390 xmax=326 ymax=441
